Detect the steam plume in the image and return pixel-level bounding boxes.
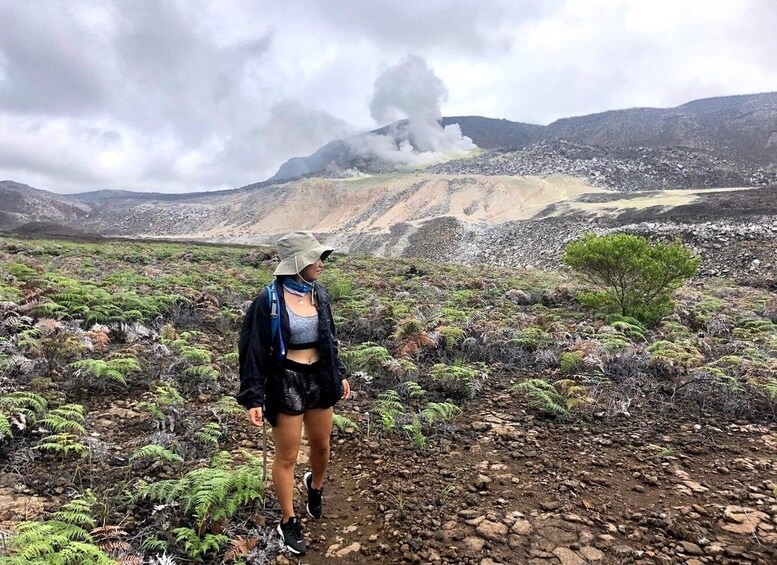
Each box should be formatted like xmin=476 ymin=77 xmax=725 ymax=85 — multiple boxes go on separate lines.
xmin=352 ymin=55 xmax=476 ymax=165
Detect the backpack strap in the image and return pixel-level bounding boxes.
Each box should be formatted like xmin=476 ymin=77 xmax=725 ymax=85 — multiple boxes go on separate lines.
xmin=266 ymin=281 xmax=285 ymax=360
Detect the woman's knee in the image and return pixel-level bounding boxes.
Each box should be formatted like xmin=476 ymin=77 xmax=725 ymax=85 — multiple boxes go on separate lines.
xmin=308 ymin=441 xmax=330 ymax=458
xmin=273 ymin=451 xmax=298 ymax=469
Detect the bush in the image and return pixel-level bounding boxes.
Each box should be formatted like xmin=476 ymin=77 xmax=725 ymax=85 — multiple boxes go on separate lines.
xmin=563 ymin=233 xmax=699 ymax=325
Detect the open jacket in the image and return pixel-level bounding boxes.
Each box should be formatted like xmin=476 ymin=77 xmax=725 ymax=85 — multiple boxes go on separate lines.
xmin=237 ymin=281 xmax=346 ymax=422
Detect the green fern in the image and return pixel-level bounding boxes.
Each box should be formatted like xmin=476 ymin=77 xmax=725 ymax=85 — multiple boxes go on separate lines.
xmin=0 ymin=413 xmax=11 ymax=439
xmin=34 ymin=432 xmax=89 ymax=457
xmin=332 ymin=413 xmax=360 ymax=432
xmin=51 ymin=491 xmax=98 ymax=529
xmin=38 ymin=404 xmax=86 ymax=434
xmin=403 ymin=416 xmax=427 ymax=450
xmin=195 ymin=422 xmax=222 ymax=447
xmin=438 ymin=325 xmax=466 ymax=349
xmin=401 ymin=381 xmax=426 ymax=399
xmin=70 ymin=356 xmax=141 ymax=386
xmin=172 ymin=527 xmax=229 ymax=561
xmin=134 ymin=450 xmax=264 ymax=529
xmin=140 ymin=535 xmax=169 ymax=552
xmin=8 ymin=490 xmax=116 ymax=564
xmin=215 ymin=395 xmax=242 ymax=417
xmin=512 ymin=379 xmax=568 ymax=417
xmin=373 ymin=390 xmax=405 ymax=431
xmin=182 ymin=364 xmax=220 ymax=382
xmin=130 ymin=444 xmax=184 ymax=464
xmin=421 ymin=402 xmax=461 ymax=425
xmin=0 ymin=391 xmax=48 ymax=438
xmin=342 ymin=342 xmax=394 ymax=374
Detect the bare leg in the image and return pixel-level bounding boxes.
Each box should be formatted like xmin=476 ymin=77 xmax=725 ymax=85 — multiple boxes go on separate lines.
xmin=303 ymin=407 xmax=334 ymax=489
xmin=272 ymin=413 xmax=304 ymax=521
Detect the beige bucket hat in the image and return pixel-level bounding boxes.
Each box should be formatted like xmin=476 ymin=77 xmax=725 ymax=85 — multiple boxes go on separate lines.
xmin=273 ymin=231 xmax=334 ymax=276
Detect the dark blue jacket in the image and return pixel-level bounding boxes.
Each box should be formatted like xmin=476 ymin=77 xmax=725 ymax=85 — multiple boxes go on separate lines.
xmin=237 ymin=282 xmax=346 ymax=423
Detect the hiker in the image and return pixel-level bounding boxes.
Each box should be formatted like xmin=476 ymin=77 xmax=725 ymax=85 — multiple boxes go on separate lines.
xmin=237 ymin=231 xmax=350 ymax=556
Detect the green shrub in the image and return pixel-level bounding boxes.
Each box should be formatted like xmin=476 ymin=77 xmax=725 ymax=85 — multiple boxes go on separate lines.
xmin=563 ymin=233 xmax=699 ymax=325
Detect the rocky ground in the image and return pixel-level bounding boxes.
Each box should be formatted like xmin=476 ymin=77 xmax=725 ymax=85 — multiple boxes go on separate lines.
xmin=228 ymin=368 xmax=777 ymax=565
xmin=428 ymin=142 xmax=777 ymax=192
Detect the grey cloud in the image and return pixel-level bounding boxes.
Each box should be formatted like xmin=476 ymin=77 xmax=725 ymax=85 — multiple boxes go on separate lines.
xmin=112 ymin=0 xmax=273 ymax=143
xmin=298 ymin=0 xmax=558 ymax=55
xmin=0 ymin=2 xmax=112 ymax=114
xmin=215 ymin=100 xmax=357 ymax=184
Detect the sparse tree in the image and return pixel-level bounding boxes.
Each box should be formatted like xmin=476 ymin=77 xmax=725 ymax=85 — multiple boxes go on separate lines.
xmin=563 ymin=233 xmax=699 ymax=325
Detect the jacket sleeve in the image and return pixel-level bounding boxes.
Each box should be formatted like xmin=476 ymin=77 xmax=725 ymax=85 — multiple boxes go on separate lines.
xmin=325 ymin=300 xmax=348 ymax=381
xmin=236 ymin=293 xmax=269 ymax=409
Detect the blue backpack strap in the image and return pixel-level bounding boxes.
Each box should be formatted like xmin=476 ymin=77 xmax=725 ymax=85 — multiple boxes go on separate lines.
xmin=267 ymin=281 xmax=285 ymax=360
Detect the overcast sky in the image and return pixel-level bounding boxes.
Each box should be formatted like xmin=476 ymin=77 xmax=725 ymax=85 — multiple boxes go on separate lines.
xmin=1 ymin=0 xmax=776 ymax=194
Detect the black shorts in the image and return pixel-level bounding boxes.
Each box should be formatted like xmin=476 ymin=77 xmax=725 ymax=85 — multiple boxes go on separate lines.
xmin=265 ymin=359 xmax=334 ymax=426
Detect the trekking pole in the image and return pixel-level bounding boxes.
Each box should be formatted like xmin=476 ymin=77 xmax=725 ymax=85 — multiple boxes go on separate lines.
xmin=262 ymin=418 xmax=268 ymax=509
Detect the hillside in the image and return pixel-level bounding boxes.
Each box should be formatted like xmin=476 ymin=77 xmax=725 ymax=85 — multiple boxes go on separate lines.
xmin=1 ymin=236 xmax=775 ymax=564
xmin=0 ymin=180 xmax=90 ymax=228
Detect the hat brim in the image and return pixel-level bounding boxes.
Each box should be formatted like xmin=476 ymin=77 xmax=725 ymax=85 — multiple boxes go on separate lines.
xmin=273 ymin=244 xmax=333 ymax=276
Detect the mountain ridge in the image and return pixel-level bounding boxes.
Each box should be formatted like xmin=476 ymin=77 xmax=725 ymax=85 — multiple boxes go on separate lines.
xmin=271 ymin=91 xmax=777 ymax=181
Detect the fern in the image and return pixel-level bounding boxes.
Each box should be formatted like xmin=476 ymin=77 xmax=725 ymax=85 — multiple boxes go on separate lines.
xmin=51 ymin=491 xmax=98 ymax=529
xmin=421 ymin=402 xmax=461 ymax=426
xmin=182 ymin=364 xmax=219 ymax=382
xmin=512 ymin=379 xmax=568 ymax=417
xmin=140 ymin=535 xmax=169 ymax=553
xmin=70 ymin=356 xmax=141 ymax=386
xmin=332 ymin=413 xmax=360 ymax=432
xmin=178 ymin=345 xmax=212 ymax=364
xmin=438 ymin=325 xmax=466 ymax=349
xmin=195 ymin=422 xmax=222 ymax=447
xmin=171 ymin=527 xmax=229 ymax=561
xmin=403 ymin=416 xmax=427 ymax=450
xmin=401 ymin=381 xmax=426 ymax=399
xmin=0 ymin=391 xmax=48 ymax=437
xmin=0 ymin=413 xmax=11 ymax=439
xmin=8 ymin=490 xmax=116 ymax=564
xmin=34 ymin=432 xmax=89 ymax=457
xmin=373 ymin=390 xmax=405 ymax=431
xmin=134 ymin=451 xmax=264 ymax=529
xmin=130 ymin=444 xmax=184 ymax=464
xmin=342 ymin=342 xmax=393 ymax=374
xmin=38 ymin=404 xmax=86 ymax=434
xmin=215 ymin=395 xmax=242 ymax=417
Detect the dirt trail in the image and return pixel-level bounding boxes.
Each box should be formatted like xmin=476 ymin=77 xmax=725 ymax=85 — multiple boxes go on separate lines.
xmin=257 ymin=375 xmax=777 ymax=564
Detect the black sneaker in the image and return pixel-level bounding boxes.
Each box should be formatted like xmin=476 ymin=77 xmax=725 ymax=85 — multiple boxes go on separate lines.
xmin=276 ymin=516 xmax=306 ymax=555
xmin=303 ymin=471 xmax=323 ymax=519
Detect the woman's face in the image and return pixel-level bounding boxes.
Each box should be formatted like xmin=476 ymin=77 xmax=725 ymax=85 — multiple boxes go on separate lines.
xmin=299 ymin=258 xmax=323 ymax=282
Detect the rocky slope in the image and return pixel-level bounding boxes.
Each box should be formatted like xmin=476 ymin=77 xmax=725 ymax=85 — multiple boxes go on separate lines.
xmin=0 ymin=180 xmax=90 ymax=228
xmin=428 ymin=142 xmax=777 ymax=192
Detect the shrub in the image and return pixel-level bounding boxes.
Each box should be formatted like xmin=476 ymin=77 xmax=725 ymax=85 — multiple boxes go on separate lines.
xmin=563 ymin=233 xmax=699 ymax=325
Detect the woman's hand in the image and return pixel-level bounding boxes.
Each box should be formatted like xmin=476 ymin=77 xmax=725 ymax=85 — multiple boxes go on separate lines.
xmin=247 ymin=407 xmax=263 ymax=427
xmin=341 ymin=379 xmax=351 ymax=400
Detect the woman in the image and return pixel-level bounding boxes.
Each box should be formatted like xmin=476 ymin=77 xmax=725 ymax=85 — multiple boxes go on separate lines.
xmin=237 ymin=231 xmax=350 ymax=556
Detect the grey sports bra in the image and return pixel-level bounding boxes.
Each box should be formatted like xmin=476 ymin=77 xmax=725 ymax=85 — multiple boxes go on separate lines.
xmin=286 ymin=304 xmax=319 ymax=348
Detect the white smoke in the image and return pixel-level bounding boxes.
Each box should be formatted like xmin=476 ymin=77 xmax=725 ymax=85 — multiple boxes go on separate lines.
xmin=351 ymin=55 xmax=476 ymax=165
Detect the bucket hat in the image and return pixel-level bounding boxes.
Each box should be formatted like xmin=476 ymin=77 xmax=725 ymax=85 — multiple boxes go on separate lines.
xmin=273 ymin=231 xmax=334 ymax=276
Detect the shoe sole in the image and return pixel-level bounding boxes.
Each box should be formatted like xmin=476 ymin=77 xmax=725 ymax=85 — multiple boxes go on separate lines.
xmin=303 ymin=471 xmax=322 ymax=519
xmin=276 ymin=523 xmax=306 ymax=555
